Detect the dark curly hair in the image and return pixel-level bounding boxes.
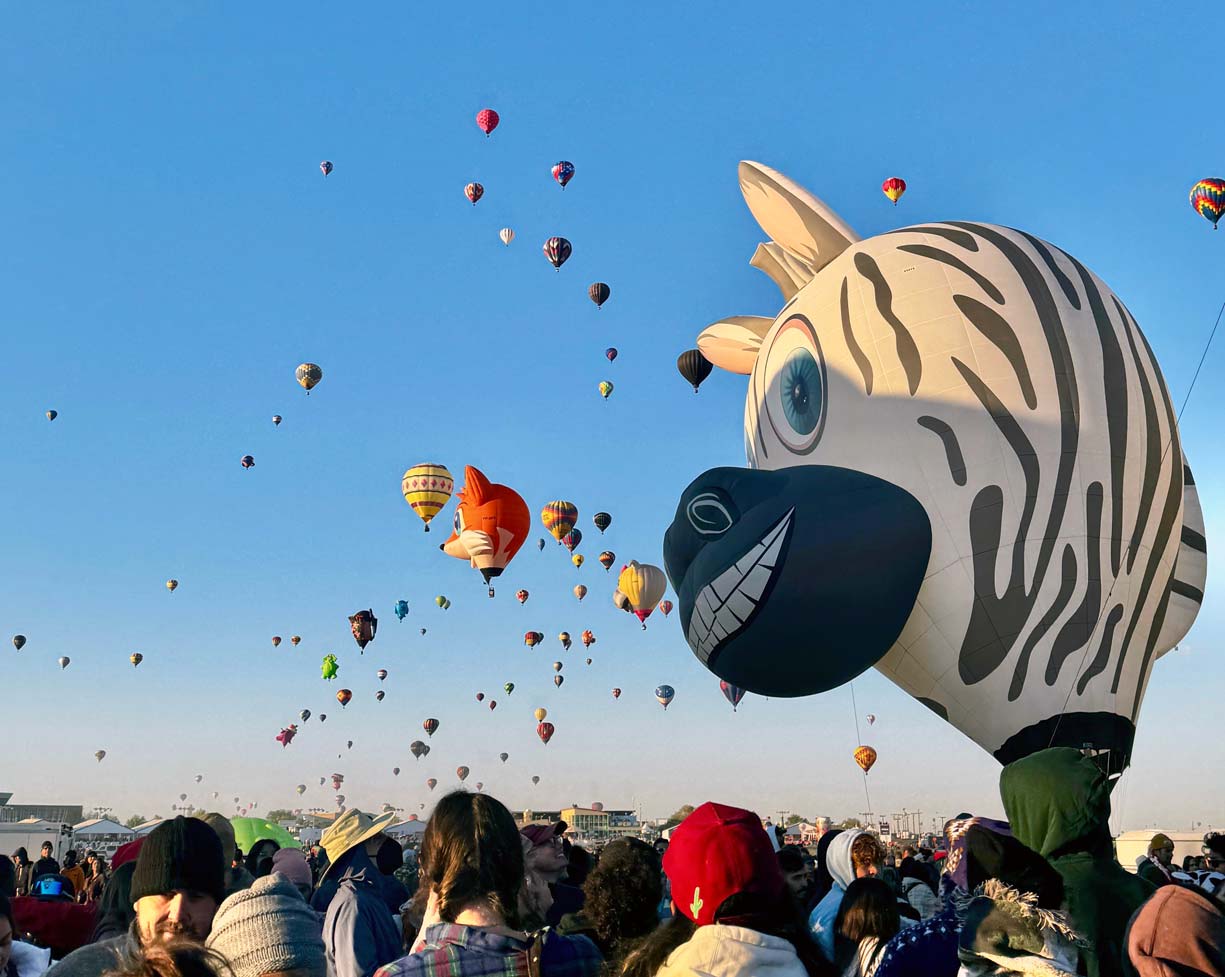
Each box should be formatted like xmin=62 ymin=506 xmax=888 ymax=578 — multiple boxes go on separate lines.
xmin=582 ymin=839 xmax=661 ymax=954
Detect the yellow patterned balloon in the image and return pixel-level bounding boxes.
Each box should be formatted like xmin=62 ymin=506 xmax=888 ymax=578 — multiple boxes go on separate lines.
xmin=402 ymin=464 xmax=454 ymax=531
xmin=617 ymin=560 xmax=668 ymax=628
xmin=541 ymin=501 xmax=578 ymax=542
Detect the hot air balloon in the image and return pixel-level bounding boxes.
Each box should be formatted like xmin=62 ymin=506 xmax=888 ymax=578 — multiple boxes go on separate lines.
xmin=296 ymin=784 xmax=307 ymax=795
xmin=554 ymin=675 xmax=564 ymax=687
xmin=475 ymin=782 xmax=483 ymax=791
xmin=552 ymin=161 xmax=575 ymax=189
xmin=336 ymin=689 xmax=352 ymax=708
xmin=585 ymin=657 xmax=592 ymax=665
xmin=476 ymin=108 xmax=499 ymax=136
xmin=465 ymin=182 xmax=484 ymax=205
xmin=423 ymin=718 xmax=439 ymax=737
xmin=58 ymin=656 xmax=70 ymax=669
xmin=572 ymin=554 xmax=584 ymax=568
xmin=46 ymin=410 xmax=57 ymax=421
xmin=395 ymin=600 xmax=409 ymax=622
xmin=881 ymin=177 xmax=907 ymax=205
xmin=489 ymin=700 xmax=497 ymax=710
xmin=542 ymin=502 xmax=578 ymax=542
xmin=598 ymin=551 xmax=615 ymax=571
xmin=321 ymin=655 xmax=339 ymax=680
xmin=271 ymin=636 xmax=282 ymax=647
xmin=1190 ymin=178 xmax=1225 ymax=229
xmin=525 ymin=632 xmax=542 ymax=648
xmin=331 ymin=773 xmax=345 ymax=792
xmin=532 ymin=776 xmax=540 ymax=785
xmin=393 ymin=767 xmax=400 ymax=776
xmin=499 ymin=227 xmax=515 ymax=246
xmin=655 ymin=600 xmax=673 ymax=619
xmin=476 ymin=692 xmax=485 ymax=702
xmin=295 ymin=363 xmax=322 ymax=394
xmin=347 ymin=740 xmax=353 ymax=750
xmin=349 ymin=609 xmax=377 ymax=651
xmin=241 ymin=455 xmax=255 ymax=469
xmin=320 ymin=160 xmax=333 ymax=177
xmin=552 ymin=661 xmax=564 ymax=672
xmin=866 ymin=714 xmax=876 ymax=726
xmin=273 ymin=415 xmax=282 ymax=426
xmin=853 ymin=746 xmax=877 ymax=774
xmin=543 ymin=237 xmax=572 ymax=270
xmin=562 ymin=529 xmax=582 ymax=553
xmin=534 ymin=707 xmax=548 ymax=722
xmin=94 ymin=750 xmax=106 ymax=762
xmin=166 ymin=579 xmax=178 ymax=592
xmin=179 ymin=794 xmax=188 ymax=802
xmin=517 ymin=590 xmax=530 ymax=604
xmin=300 ymin=709 xmax=311 ymax=722
xmin=574 ymin=585 xmax=587 ymax=601
xmin=719 ymin=681 xmax=746 ymax=711
xmin=537 ymin=539 xmax=546 ymax=551
xmin=435 ymin=596 xmax=447 ymax=608
xmin=598 ymin=381 xmax=614 ymax=399
xmin=442 ymin=467 xmax=531 ymax=596
xmin=402 ymin=464 xmax=454 ymax=532
xmin=12 ymin=635 xmax=26 ymax=651
xmin=319 ymin=714 xmax=327 ymax=723
xmin=410 ymin=740 xmax=427 ymax=759
xmin=375 ymin=690 xmax=385 ymax=702
xmin=537 ymin=722 xmax=555 ymax=745
xmin=504 ymin=682 xmax=515 ymax=695
xmin=195 ymin=775 xmax=202 ymax=783
xmin=291 ymin=636 xmax=301 ymax=646
xmin=618 ymin=561 xmax=668 ymax=628
xmin=499 ymin=752 xmax=509 ymax=763
xmin=559 ymin=632 xmax=572 ymax=650
xmin=276 ymin=724 xmax=298 ymax=747
xmin=426 ymin=778 xmax=438 ymax=791
xmin=605 ymin=348 xmax=618 ymax=362
xmin=456 ymin=766 xmax=470 ymax=781
xmin=593 ymin=512 xmax=611 ymax=534
xmin=655 ymin=685 xmax=675 ymax=710
xmin=676 ymin=349 xmax=713 ymax=393
xmin=589 ymin=282 xmax=610 ymax=308
xmin=581 ymin=630 xmax=595 ymax=648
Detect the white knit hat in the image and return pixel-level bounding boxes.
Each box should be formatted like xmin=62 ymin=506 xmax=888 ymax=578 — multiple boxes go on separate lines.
xmin=206 ymin=874 xmax=326 ymax=977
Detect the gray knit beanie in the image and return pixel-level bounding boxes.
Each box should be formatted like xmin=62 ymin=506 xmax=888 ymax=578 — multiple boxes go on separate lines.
xmin=206 ymin=874 xmax=326 ymax=977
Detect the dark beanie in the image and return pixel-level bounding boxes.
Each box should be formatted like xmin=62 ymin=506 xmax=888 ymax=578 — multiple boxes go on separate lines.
xmin=131 ymin=816 xmax=225 ymax=905
xmin=964 ymin=824 xmax=1064 ymax=908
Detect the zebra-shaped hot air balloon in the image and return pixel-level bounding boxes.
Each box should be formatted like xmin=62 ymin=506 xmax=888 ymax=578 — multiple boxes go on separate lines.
xmin=663 ymin=161 xmax=1207 ymax=774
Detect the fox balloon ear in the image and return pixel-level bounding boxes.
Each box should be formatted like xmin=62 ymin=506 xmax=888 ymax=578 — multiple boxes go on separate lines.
xmin=739 ymin=161 xmax=860 ymax=281
xmin=697 ymin=316 xmax=774 ymax=375
xmin=463 ymin=466 xmax=492 ymax=502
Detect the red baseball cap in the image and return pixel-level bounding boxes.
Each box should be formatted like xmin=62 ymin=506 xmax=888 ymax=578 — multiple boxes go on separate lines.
xmin=520 ymin=821 xmax=567 ymax=848
xmin=662 ymin=802 xmax=784 ymax=926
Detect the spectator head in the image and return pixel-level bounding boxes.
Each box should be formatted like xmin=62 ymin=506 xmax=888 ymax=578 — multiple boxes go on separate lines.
xmin=961 ymin=824 xmax=1064 ymax=908
xmin=851 ymin=833 xmax=884 ymax=879
xmin=836 ymin=877 xmax=901 ymax=946
xmin=91 ymin=860 xmax=138 ymax=943
xmin=11 ymin=849 xmax=29 ymax=867
xmin=270 ymin=849 xmax=313 ymax=902
xmin=374 ymin=836 xmax=403 ymax=877
xmin=32 ymin=873 xmax=75 ymax=901
xmin=421 ymin=792 xmax=523 ymax=927
xmin=1127 ymin=884 xmax=1225 ymax=977
xmin=107 ymin=940 xmax=232 ymax=977
xmin=131 ymin=816 xmax=226 ymax=945
xmin=245 ymin=840 xmax=280 ymax=880
xmin=653 ymin=839 xmax=669 ymax=858
xmin=566 ymin=845 xmax=593 ymax=887
xmin=901 ymin=846 xmax=915 ymax=859
xmin=64 ymin=849 xmax=78 ymax=869
xmin=200 ymin=814 xmax=239 ymax=870
xmin=206 ymin=874 xmax=326 ymax=977
xmin=1203 ymin=832 xmax=1225 ymax=872
xmin=1148 ymin=833 xmax=1175 ymax=867
xmin=40 ymin=842 xmax=53 ymax=859
xmin=0 ymin=894 xmax=14 ymax=976
xmin=0 ymin=858 xmax=15 ymax=899
xmin=581 ymin=839 xmax=661 ymax=952
xmin=520 ymin=820 xmax=569 ymax=883
xmin=777 ymin=847 xmax=809 ymax=901
xmin=317 ymin=810 xmax=396 ymax=884
xmin=663 ymin=802 xmax=786 ymax=927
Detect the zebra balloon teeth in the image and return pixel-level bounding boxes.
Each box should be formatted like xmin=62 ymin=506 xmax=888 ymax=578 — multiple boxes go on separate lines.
xmin=664 ymin=161 xmax=1207 ymax=773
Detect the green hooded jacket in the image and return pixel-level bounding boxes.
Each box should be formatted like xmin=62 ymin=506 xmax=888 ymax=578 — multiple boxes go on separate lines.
xmin=1000 ymin=747 xmax=1154 ymax=977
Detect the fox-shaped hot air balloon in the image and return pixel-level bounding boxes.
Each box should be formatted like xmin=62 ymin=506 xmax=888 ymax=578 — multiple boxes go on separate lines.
xmin=663 ymin=161 xmax=1207 ymax=775
xmin=442 ymin=466 xmax=531 ymax=596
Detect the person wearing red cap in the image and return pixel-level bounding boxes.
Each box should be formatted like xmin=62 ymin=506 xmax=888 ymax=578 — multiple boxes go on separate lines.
xmin=621 ymin=802 xmax=824 ymax=977
xmin=521 ymin=821 xmax=584 ymax=928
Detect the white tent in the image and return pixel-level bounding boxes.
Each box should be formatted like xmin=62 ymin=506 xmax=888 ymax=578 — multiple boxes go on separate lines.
xmin=73 ymin=819 xmax=134 ymax=838
xmin=386 ymin=819 xmax=426 ymax=840
xmin=133 ymin=819 xmax=165 ymax=837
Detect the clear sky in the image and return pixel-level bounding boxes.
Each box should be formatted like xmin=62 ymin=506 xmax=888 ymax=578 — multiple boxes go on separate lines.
xmin=1 ymin=2 xmax=1220 ymax=835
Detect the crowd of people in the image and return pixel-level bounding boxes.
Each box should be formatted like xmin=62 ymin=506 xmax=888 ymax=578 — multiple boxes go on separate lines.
xmin=3 ymin=747 xmax=1225 ymax=977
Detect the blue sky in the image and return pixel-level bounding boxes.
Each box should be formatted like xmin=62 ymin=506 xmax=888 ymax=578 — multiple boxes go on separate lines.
xmin=1 ymin=2 xmax=1220 ymax=834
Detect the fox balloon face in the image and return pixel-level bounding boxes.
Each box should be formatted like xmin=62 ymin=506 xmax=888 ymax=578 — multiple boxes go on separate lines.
xmin=442 ymin=466 xmax=530 ymax=583
xmin=664 ymin=162 xmax=1207 ymax=770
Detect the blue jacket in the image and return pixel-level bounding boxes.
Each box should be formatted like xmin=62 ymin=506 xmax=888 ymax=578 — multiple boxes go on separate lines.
xmin=321 ymin=847 xmax=403 ymax=977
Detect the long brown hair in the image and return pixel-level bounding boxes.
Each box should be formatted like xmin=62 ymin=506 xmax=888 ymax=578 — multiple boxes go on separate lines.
xmin=419 ymin=791 xmax=524 ymax=928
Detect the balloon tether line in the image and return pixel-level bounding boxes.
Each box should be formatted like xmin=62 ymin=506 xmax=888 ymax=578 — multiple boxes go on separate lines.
xmin=850 ymin=681 xmax=873 ymax=823
xmin=1050 ymin=295 xmax=1224 ymax=756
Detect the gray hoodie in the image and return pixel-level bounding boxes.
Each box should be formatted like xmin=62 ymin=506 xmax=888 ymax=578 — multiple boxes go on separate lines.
xmin=808 ymin=830 xmax=863 ymax=961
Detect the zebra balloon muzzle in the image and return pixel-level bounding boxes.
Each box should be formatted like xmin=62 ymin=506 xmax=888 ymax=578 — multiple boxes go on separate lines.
xmin=663 ymin=465 xmax=931 ymax=696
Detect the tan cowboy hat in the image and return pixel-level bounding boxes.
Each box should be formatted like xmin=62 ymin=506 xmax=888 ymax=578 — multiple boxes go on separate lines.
xmin=319 ymin=809 xmax=397 ymax=881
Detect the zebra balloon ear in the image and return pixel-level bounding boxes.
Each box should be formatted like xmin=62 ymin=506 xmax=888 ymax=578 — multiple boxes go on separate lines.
xmin=697 ymin=315 xmax=775 ymax=375
xmin=739 ymin=161 xmax=861 ymax=284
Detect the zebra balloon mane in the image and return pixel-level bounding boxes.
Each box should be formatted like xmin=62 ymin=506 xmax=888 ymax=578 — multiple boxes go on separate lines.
xmin=663 ymin=161 xmax=1207 ymax=772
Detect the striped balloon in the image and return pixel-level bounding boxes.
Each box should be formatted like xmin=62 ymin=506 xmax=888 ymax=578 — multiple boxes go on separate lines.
xmin=541 ymin=501 xmax=578 ymax=542
xmin=402 ymin=464 xmax=454 ymax=531
xmin=543 ymin=237 xmax=572 ymax=270
xmin=1190 ymin=178 xmax=1225 ymax=229
xmin=881 ymin=176 xmax=907 ymax=205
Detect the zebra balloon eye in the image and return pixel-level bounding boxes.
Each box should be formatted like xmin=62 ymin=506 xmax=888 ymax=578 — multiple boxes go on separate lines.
xmin=686 ymin=492 xmax=738 ymax=536
xmin=781 ymin=348 xmax=821 ymax=435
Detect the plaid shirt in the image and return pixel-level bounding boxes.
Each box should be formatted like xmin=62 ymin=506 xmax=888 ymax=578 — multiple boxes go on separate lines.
xmin=374 ymin=923 xmax=602 ymax=977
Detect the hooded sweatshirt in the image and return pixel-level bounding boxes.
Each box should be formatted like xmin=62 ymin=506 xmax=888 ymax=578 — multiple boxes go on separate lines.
xmin=321 ymin=846 xmax=403 ymax=977
xmin=999 ymin=748 xmax=1153 ymax=977
xmin=657 ymin=923 xmax=808 ymax=977
xmin=1124 ymin=884 xmax=1225 ymax=977
xmin=809 ymin=830 xmax=864 ymax=961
